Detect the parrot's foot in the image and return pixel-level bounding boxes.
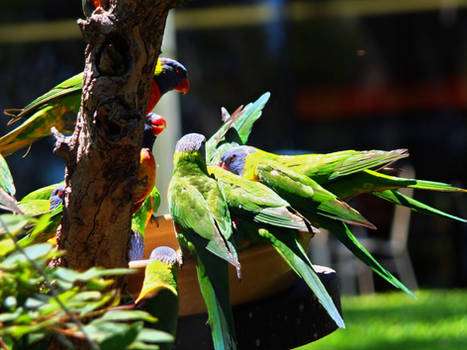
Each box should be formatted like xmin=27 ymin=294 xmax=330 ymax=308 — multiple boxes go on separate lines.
xmin=176 ymin=248 xmax=184 ymax=269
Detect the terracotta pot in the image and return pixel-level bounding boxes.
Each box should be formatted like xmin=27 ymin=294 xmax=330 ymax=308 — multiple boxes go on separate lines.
xmin=127 ymin=215 xmax=310 ymax=316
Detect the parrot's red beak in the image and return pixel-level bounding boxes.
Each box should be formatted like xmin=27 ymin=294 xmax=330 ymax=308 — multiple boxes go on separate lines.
xmin=151 ymin=116 xmax=167 ymax=136
xmin=219 ymin=161 xmax=229 ymax=171
xmin=175 ymin=77 xmax=190 ymax=94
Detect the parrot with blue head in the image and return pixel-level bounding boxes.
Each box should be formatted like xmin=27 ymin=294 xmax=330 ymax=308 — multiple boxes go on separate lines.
xmin=0 ymin=58 xmax=188 ymax=156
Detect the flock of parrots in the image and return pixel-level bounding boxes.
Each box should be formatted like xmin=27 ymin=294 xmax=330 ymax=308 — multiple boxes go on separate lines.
xmin=2 ymin=55 xmax=466 ymax=350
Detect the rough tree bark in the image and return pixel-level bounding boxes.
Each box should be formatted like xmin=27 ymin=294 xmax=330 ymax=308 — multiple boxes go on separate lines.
xmin=52 ymin=0 xmax=177 ymax=273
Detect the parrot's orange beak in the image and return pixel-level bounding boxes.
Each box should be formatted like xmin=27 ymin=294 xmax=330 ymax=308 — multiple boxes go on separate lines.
xmin=151 ymin=116 xmax=167 ymax=136
xmin=175 ymin=77 xmax=190 ymax=94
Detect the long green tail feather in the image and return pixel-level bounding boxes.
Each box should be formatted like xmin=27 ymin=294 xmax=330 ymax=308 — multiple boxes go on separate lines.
xmin=374 ymin=190 xmax=467 ymax=223
xmin=206 ymin=92 xmax=270 ymax=163
xmin=253 ymin=207 xmax=309 ymax=231
xmin=328 ymin=149 xmax=408 ymax=180
xmin=324 ymin=219 xmax=415 ymax=297
xmin=257 ymin=227 xmax=345 ymax=329
xmin=407 ymin=179 xmax=467 ymax=192
xmin=188 ymin=235 xmax=237 ymax=350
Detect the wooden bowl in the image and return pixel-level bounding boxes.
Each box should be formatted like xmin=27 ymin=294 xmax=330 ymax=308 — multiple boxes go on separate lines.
xmin=126 ymin=215 xmax=310 ymax=316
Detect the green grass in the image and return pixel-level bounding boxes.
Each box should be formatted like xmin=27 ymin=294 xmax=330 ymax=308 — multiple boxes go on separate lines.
xmin=296 ymin=289 xmax=467 ymax=350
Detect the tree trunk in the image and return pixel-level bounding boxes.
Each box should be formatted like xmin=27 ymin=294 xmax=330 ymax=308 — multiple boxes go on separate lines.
xmin=53 ymin=0 xmax=176 ymax=273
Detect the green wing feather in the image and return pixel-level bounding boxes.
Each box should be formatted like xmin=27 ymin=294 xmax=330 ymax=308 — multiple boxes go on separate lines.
xmin=206 ymin=92 xmax=271 ymax=163
xmin=323 ymin=219 xmax=414 ymax=297
xmin=208 ymin=165 xmax=309 ymax=231
xmin=281 ymin=149 xmax=408 ymax=183
xmin=0 ymin=93 xmax=80 ymax=156
xmin=4 ymin=72 xmax=83 ymax=123
xmin=184 ymin=233 xmax=237 ymax=350
xmin=374 ymin=190 xmax=466 ymax=223
xmin=168 ymin=177 xmax=240 ymax=271
xmin=255 ymin=225 xmax=345 ymax=329
xmin=255 ymin=162 xmax=376 ymax=229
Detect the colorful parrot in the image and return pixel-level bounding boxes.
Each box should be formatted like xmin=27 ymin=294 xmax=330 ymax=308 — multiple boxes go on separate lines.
xmin=15 ymin=112 xmax=166 ymax=253
xmin=168 ymin=133 xmax=240 ymax=350
xmin=0 ymin=58 xmax=188 ymax=156
xmin=219 ymin=146 xmax=379 ymax=229
xmin=207 ymin=165 xmax=346 ymax=328
xmin=207 ymin=165 xmax=313 ymax=234
xmin=132 ymin=113 xmax=166 ymax=214
xmin=219 ymin=146 xmax=466 ymax=224
xmin=135 ymin=246 xmax=179 ymax=350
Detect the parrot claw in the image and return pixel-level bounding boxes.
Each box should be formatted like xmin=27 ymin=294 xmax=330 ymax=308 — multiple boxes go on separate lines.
xmin=176 ymin=248 xmax=184 ymax=269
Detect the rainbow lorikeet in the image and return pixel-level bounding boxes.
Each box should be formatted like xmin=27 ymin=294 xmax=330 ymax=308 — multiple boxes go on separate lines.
xmin=168 ymin=133 xmax=240 ymax=350
xmin=132 ymin=113 xmax=166 ymax=214
xmin=219 ymin=146 xmax=466 ymax=225
xmin=207 ymin=165 xmax=345 ymax=329
xmin=0 ymin=58 xmax=188 ymax=156
xmin=14 ymin=113 xmax=167 ymax=256
xmin=218 ymin=145 xmax=385 ymax=229
xmin=135 ymin=246 xmax=179 ymax=350
xmin=206 ymin=93 xmax=467 ymax=297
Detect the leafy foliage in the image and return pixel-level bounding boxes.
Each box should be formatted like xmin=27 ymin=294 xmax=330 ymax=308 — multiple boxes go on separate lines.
xmin=0 ymin=158 xmax=173 ymax=350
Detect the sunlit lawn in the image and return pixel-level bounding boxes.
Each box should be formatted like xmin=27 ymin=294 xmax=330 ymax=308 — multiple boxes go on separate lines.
xmin=297 ymin=289 xmax=467 ymax=350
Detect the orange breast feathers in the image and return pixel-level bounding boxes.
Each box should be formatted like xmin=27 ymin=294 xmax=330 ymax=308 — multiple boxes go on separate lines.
xmin=133 ymin=148 xmax=156 ymax=213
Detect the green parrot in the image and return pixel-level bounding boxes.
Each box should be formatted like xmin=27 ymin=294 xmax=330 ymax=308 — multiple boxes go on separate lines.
xmin=1 ymin=58 xmax=189 ymax=156
xmin=207 ymin=165 xmax=346 ymax=328
xmin=219 ymin=147 xmax=376 ymax=229
xmin=135 ymin=246 xmax=179 ymax=350
xmin=207 ymin=165 xmax=313 ymax=234
xmin=168 ymin=133 xmax=239 ymax=350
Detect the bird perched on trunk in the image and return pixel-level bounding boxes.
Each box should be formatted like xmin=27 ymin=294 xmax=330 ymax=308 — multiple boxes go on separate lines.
xmin=168 ymin=133 xmax=240 ymax=350
xmin=132 ymin=113 xmax=166 ymax=214
xmin=0 ymin=58 xmax=188 ymax=156
xmin=14 ymin=113 xmax=167 ymax=258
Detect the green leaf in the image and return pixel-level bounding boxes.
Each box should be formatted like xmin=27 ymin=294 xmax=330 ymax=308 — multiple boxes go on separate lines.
xmin=127 ymin=341 xmax=159 ymax=349
xmin=84 ymin=321 xmax=141 ymax=350
xmin=2 ymin=243 xmax=53 ymax=266
xmin=0 ymin=214 xmax=31 ymax=235
xmin=102 ymin=310 xmax=158 ymax=323
xmin=51 ymin=267 xmax=134 ymax=283
xmin=136 ymin=328 xmax=174 ymax=344
xmin=0 ymin=154 xmax=15 ymax=196
xmin=0 ymin=308 xmax=22 ymax=323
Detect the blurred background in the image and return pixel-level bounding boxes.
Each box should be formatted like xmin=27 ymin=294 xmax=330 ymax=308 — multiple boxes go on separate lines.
xmin=1 ymin=0 xmax=466 ymax=321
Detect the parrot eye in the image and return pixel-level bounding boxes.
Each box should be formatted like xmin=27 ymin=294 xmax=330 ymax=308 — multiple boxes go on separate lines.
xmin=229 ymin=155 xmax=236 ymax=164
xmin=58 ymin=190 xmax=63 ymax=197
xmin=175 ymin=68 xmax=181 ymax=74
